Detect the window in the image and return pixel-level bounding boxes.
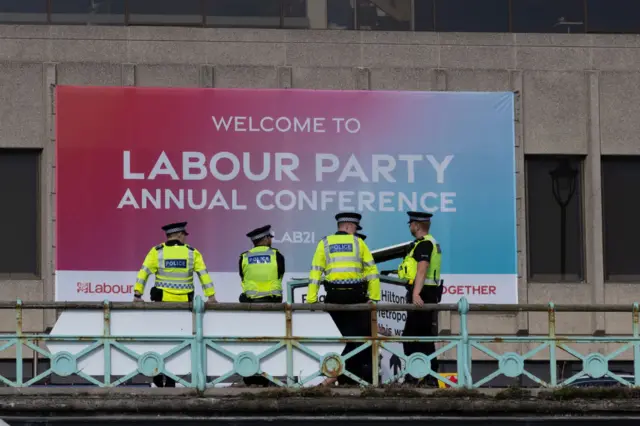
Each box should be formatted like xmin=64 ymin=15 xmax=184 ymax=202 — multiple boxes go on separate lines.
xmin=206 ymin=0 xmax=306 ymax=29
xmin=511 ymin=0 xmax=585 ymax=33
xmin=587 ymin=0 xmax=640 ymax=34
xmin=51 ymin=0 xmax=125 ymax=25
xmin=434 ymin=0 xmax=509 ymax=32
xmin=0 ymin=0 xmax=47 ymax=24
xmin=602 ymin=157 xmax=640 ymax=282
xmin=327 ymin=0 xmax=354 ymax=29
xmin=415 ymin=0 xmax=435 ymax=31
xmin=128 ymin=0 xmax=203 ymax=26
xmin=283 ymin=0 xmax=306 ymax=18
xmin=0 ymin=150 xmax=40 ymax=277
xmin=357 ymin=0 xmax=411 ymax=31
xmin=526 ymin=156 xmax=584 ymax=282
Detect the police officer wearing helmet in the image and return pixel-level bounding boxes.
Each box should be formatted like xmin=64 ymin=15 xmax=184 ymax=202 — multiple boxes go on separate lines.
xmin=238 ymin=224 xmax=286 ymax=387
xmin=398 ymin=211 xmax=443 ymax=386
xmin=307 ymin=212 xmax=381 ymax=386
xmin=132 ymin=221 xmax=217 ymax=387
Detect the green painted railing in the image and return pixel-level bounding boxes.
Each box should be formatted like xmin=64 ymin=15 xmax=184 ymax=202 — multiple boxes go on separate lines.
xmin=1 ymin=277 xmax=639 ymax=390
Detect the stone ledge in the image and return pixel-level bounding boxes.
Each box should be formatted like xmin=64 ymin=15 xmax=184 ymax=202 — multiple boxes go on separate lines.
xmin=0 ymin=388 xmax=639 ymax=416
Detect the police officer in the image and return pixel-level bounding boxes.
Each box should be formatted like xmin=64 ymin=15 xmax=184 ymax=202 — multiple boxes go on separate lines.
xmin=238 ymin=224 xmax=286 ymax=387
xmin=397 ymin=211 xmax=442 ymax=386
xmin=132 ymin=222 xmax=217 ymax=388
xmin=307 ymin=212 xmax=381 ymax=386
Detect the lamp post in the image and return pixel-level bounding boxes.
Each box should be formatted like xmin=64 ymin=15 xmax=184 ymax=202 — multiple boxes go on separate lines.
xmin=550 ymin=159 xmax=578 ymax=279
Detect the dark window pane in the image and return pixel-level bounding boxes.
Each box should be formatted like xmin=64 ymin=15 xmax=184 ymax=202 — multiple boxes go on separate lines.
xmin=512 ymin=0 xmax=585 ymax=33
xmin=207 ymin=0 xmax=280 ymax=16
xmin=284 ymin=0 xmax=308 ymax=29
xmin=587 ymin=0 xmax=640 ymax=34
xmin=327 ymin=0 xmax=354 ymax=29
xmin=602 ymin=157 xmax=640 ymax=282
xmin=357 ymin=0 xmax=411 ymax=31
xmin=51 ymin=0 xmax=125 ymax=25
xmin=526 ymin=156 xmax=584 ymax=282
xmin=435 ymin=0 xmax=509 ymax=32
xmin=0 ymin=0 xmax=47 ymax=24
xmin=129 ymin=0 xmax=203 ymax=25
xmin=0 ymin=150 xmax=39 ymax=277
xmin=415 ymin=0 xmax=435 ymax=31
xmin=206 ymin=0 xmax=306 ymax=29
xmin=286 ymin=0 xmax=306 ymax=17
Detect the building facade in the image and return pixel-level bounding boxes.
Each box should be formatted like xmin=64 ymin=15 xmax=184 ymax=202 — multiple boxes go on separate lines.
xmin=0 ymin=1 xmax=639 ymax=368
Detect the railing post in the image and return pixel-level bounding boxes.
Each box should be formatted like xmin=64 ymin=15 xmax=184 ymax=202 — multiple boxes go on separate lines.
xmin=103 ymin=299 xmax=111 ymax=386
xmin=370 ymin=302 xmax=379 ymax=386
xmin=456 ymin=297 xmax=471 ymax=388
xmin=285 ymin=303 xmax=294 ymax=386
xmin=633 ymin=302 xmax=639 ymax=386
xmin=548 ymin=302 xmax=557 ymax=387
xmin=15 ymin=299 xmax=23 ymax=386
xmin=194 ymin=296 xmax=206 ymax=392
xmin=286 ymin=283 xmax=294 ymax=304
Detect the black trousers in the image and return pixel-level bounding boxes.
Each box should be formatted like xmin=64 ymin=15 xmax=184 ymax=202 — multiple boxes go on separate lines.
xmin=150 ymin=288 xmax=194 ymax=388
xmin=324 ymin=287 xmax=373 ymax=385
xmin=152 ymin=373 xmax=176 ymax=388
xmin=403 ymin=287 xmax=439 ymax=382
xmin=240 ymin=294 xmax=283 ymax=387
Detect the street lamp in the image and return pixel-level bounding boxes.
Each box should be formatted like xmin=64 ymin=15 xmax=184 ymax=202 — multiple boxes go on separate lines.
xmin=549 ymin=159 xmax=578 ymax=279
xmin=554 ymin=17 xmax=584 ymax=33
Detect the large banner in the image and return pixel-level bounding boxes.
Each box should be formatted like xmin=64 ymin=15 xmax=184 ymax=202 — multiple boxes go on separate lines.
xmin=55 ymin=87 xmax=517 ymax=307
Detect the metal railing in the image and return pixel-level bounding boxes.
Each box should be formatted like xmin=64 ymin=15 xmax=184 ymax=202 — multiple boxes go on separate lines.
xmin=1 ymin=278 xmax=639 ymax=390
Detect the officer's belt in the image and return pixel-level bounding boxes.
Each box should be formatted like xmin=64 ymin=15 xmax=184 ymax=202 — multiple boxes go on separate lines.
xmin=407 ymin=278 xmax=441 ymax=286
xmin=155 ymin=281 xmax=195 ymax=290
xmin=324 ymin=280 xmax=366 ymax=291
xmin=245 ymin=289 xmax=283 ymax=298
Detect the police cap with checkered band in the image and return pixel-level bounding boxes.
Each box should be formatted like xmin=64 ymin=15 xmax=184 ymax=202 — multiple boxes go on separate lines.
xmin=335 ymin=212 xmax=363 ymax=231
xmin=161 ymin=222 xmax=189 ymax=236
xmin=246 ymin=225 xmax=274 ymax=241
xmin=406 ymin=211 xmax=433 ymax=223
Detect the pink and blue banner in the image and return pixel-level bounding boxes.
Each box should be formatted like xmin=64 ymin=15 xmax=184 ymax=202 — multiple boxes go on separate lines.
xmin=55 ymin=86 xmax=517 ymax=303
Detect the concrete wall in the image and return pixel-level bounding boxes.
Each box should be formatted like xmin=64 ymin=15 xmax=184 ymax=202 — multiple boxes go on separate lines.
xmin=1 ymin=25 xmax=639 ymax=360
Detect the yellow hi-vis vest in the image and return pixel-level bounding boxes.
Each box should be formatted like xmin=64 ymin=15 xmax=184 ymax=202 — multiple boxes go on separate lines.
xmin=319 ymin=234 xmax=366 ymax=284
xmin=307 ymin=233 xmax=381 ymax=303
xmin=241 ymin=246 xmax=283 ymax=299
xmin=397 ymin=234 xmax=442 ymax=286
xmin=134 ymin=242 xmax=215 ymax=297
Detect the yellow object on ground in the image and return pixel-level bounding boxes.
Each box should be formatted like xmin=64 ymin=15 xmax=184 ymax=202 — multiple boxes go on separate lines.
xmin=437 ymin=373 xmax=458 ymax=388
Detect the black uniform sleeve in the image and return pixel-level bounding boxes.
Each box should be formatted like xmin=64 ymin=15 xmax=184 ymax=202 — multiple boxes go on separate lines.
xmin=238 ymin=254 xmax=244 ymax=280
xmin=276 ymin=251 xmax=286 ymax=279
xmin=412 ymin=241 xmax=434 ymax=263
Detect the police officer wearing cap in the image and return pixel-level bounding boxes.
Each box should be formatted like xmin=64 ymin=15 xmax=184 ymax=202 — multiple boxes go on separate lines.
xmin=238 ymin=224 xmax=286 ymax=386
xmin=397 ymin=211 xmax=443 ymax=386
xmin=132 ymin=222 xmax=217 ymax=387
xmin=239 ymin=225 xmax=285 ymax=303
xmin=308 ymin=212 xmax=381 ymax=386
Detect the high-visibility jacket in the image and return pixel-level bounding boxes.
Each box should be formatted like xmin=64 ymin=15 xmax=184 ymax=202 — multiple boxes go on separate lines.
xmin=398 ymin=234 xmax=442 ymax=286
xmin=307 ymin=233 xmax=380 ymax=303
xmin=241 ymin=246 xmax=283 ymax=299
xmin=134 ymin=241 xmax=215 ymax=298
